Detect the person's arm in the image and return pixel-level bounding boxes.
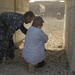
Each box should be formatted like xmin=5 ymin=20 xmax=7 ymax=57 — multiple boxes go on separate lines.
xmin=40 ymin=30 xmax=48 ymax=43
xmin=20 ymin=24 xmax=28 ymax=34
xmin=5 ymin=18 xmax=23 ymax=41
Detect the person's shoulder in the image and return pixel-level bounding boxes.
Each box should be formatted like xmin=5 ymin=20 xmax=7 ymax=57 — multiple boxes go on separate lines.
xmin=39 ymin=29 xmax=45 ymax=34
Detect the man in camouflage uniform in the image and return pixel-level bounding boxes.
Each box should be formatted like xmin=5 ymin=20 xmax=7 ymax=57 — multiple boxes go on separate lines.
xmin=0 ymin=11 xmax=35 ymax=64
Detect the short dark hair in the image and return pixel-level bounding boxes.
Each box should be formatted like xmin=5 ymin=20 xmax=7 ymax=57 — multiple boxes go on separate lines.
xmin=34 ymin=16 xmax=44 ymax=23
xmin=24 ymin=11 xmax=35 ymax=17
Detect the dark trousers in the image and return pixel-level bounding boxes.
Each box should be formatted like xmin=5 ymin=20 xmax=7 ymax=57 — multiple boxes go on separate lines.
xmin=5 ymin=39 xmax=15 ymax=60
xmin=0 ymin=24 xmax=14 ymax=63
xmin=0 ymin=39 xmax=15 ymax=63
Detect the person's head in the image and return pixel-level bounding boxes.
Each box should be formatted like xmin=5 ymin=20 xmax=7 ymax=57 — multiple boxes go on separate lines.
xmin=32 ymin=16 xmax=44 ymax=28
xmin=24 ymin=11 xmax=35 ymax=24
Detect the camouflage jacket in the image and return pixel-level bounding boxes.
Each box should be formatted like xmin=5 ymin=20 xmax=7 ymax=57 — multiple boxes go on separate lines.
xmin=0 ymin=12 xmax=27 ymax=41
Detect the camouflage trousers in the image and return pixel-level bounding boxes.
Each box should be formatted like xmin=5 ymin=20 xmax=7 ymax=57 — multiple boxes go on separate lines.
xmin=0 ymin=24 xmax=14 ymax=64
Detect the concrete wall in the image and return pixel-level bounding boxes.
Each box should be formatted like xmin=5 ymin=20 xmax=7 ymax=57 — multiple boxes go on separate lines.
xmin=65 ymin=0 xmax=75 ymax=71
xmin=0 ymin=0 xmax=29 ymax=44
xmin=0 ymin=0 xmax=14 ymax=12
xmin=29 ymin=2 xmax=65 ymax=18
xmin=13 ymin=0 xmax=29 ymax=44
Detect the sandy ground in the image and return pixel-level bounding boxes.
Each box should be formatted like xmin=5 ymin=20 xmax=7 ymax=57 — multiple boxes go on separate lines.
xmin=0 ymin=17 xmax=75 ymax=75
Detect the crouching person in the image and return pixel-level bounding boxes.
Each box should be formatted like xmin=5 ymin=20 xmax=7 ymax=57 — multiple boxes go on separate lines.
xmin=22 ymin=16 xmax=48 ymax=72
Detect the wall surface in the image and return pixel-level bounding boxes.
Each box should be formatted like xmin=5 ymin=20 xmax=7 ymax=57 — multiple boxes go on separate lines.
xmin=13 ymin=0 xmax=29 ymax=44
xmin=29 ymin=1 xmax=65 ymax=18
xmin=65 ymin=0 xmax=75 ymax=71
xmin=0 ymin=0 xmax=14 ymax=12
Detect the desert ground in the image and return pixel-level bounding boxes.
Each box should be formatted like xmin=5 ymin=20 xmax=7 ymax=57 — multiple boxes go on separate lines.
xmin=0 ymin=17 xmax=75 ymax=75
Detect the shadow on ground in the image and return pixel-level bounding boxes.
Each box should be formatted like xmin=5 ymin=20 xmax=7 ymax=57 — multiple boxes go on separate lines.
xmin=0 ymin=49 xmax=75 ymax=75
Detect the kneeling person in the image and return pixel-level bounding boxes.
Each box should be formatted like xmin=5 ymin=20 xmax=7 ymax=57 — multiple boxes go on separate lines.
xmin=22 ymin=16 xmax=48 ymax=72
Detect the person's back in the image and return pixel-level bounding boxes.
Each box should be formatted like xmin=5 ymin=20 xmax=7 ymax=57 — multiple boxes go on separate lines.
xmin=0 ymin=12 xmax=23 ymax=28
xmin=25 ymin=26 xmax=47 ymax=50
xmin=22 ymin=16 xmax=48 ymax=70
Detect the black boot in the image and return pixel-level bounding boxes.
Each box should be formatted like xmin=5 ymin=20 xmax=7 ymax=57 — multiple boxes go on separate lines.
xmin=35 ymin=60 xmax=45 ymax=68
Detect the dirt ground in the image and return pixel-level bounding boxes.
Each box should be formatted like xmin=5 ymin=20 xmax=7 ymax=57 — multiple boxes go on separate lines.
xmin=0 ymin=17 xmax=75 ymax=75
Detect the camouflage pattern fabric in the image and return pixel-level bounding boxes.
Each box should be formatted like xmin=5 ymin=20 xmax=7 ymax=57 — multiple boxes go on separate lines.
xmin=0 ymin=12 xmax=25 ymax=63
